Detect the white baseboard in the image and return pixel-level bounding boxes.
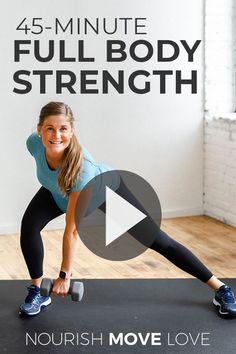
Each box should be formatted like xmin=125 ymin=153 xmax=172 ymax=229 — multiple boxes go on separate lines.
xmin=204 ymin=210 xmax=236 ymax=228
xmin=0 ymin=206 xmax=204 ymax=235
xmin=163 ymin=207 xmax=204 ymax=219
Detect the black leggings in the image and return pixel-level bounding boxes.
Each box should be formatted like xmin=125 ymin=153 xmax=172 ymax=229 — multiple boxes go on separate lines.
xmin=20 ymin=185 xmax=213 ymax=282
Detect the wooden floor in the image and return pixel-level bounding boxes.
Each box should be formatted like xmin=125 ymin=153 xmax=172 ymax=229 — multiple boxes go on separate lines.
xmin=0 ymin=216 xmax=235 ymax=280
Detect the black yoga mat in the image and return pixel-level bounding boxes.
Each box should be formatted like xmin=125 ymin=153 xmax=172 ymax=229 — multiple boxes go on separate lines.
xmin=0 ymin=279 xmax=236 ymax=354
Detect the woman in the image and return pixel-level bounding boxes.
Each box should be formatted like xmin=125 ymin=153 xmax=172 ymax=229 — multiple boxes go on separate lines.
xmin=19 ymin=101 xmax=236 ymax=317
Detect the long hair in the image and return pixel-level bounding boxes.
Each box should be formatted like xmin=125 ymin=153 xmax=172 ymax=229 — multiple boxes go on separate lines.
xmin=38 ymin=101 xmax=83 ymax=196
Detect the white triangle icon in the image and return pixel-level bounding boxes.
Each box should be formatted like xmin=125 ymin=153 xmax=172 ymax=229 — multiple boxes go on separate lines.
xmin=105 ymin=187 xmax=147 ymax=246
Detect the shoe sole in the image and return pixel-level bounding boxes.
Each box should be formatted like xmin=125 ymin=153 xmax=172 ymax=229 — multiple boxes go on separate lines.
xmin=19 ymin=297 xmax=52 ymax=317
xmin=213 ymin=298 xmax=236 ymax=317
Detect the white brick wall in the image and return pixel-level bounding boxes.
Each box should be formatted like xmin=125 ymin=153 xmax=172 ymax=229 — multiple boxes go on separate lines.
xmin=204 ymin=118 xmax=236 ymax=226
xmin=204 ymin=0 xmax=236 ymax=227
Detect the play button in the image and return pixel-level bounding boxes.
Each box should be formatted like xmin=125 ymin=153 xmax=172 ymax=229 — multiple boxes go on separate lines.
xmin=75 ymin=170 xmax=162 ymax=261
xmin=105 ymin=187 xmax=147 ymax=246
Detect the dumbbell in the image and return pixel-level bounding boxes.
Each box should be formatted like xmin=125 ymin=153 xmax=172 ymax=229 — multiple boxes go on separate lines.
xmin=40 ymin=278 xmax=84 ymax=302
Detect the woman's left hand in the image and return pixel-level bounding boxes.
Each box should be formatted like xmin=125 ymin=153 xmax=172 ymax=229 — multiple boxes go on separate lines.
xmin=52 ymin=278 xmax=70 ymax=297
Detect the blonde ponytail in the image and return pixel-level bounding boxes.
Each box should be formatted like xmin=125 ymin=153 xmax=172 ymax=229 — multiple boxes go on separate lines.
xmin=58 ymin=135 xmax=83 ymax=195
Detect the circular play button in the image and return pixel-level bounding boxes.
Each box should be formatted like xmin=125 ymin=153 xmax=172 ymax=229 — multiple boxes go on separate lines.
xmin=75 ymin=170 xmax=162 ymax=261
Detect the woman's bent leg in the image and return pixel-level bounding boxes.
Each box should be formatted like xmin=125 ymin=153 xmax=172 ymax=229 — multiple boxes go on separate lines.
xmin=20 ymin=186 xmax=64 ymax=280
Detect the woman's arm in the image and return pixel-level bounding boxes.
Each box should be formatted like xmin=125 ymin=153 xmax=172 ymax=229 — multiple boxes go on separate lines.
xmin=52 ymin=191 xmax=80 ymax=296
xmin=52 ymin=187 xmax=93 ymax=296
xmin=61 ymin=191 xmax=80 ymax=276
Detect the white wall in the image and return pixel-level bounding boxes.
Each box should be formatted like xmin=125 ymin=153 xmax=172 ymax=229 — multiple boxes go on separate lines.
xmin=205 ymin=0 xmax=236 ymax=114
xmin=0 ymin=0 xmax=204 ymax=234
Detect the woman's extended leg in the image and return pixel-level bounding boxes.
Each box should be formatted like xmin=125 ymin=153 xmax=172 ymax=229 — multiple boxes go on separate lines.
xmin=108 ymin=181 xmax=232 ymax=283
xmin=100 ymin=180 xmax=213 ymax=282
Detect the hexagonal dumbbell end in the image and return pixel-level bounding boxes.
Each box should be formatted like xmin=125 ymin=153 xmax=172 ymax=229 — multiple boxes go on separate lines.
xmin=70 ymin=281 xmax=84 ymax=302
xmin=40 ymin=278 xmax=54 ymax=297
